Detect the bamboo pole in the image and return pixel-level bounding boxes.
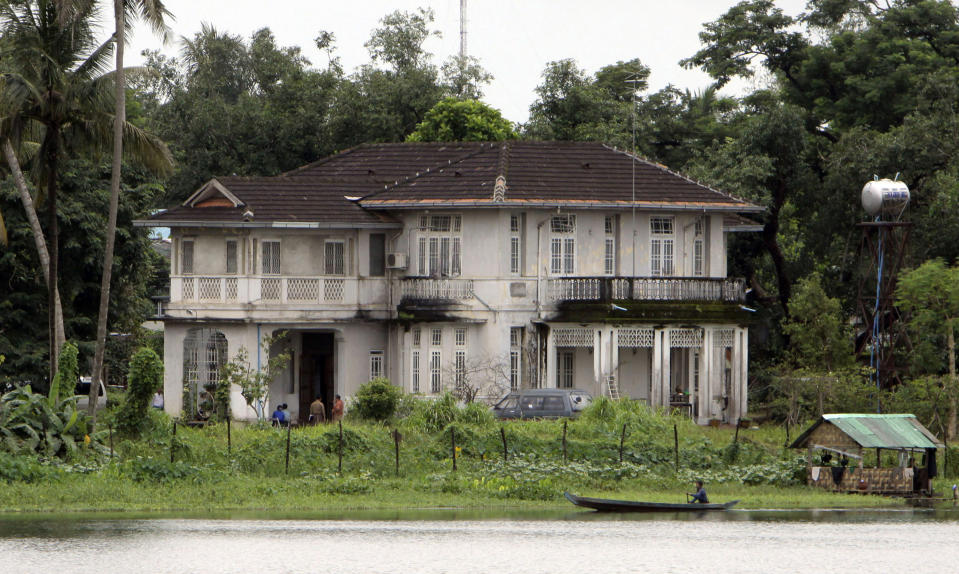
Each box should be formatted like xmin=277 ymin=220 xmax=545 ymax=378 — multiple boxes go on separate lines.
xmin=619 ymin=423 xmax=627 ymax=463
xmin=673 ymin=424 xmax=679 ymax=470
xmin=500 ymin=427 xmax=508 ymax=462
xmin=336 ymin=421 xmax=343 ymax=474
xmin=170 ymin=420 xmax=177 ymax=463
xmin=285 ymin=421 xmax=292 ymax=474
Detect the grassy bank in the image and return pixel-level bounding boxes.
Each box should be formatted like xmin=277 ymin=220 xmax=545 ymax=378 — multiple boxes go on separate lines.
xmin=0 ymin=398 xmax=930 ymax=513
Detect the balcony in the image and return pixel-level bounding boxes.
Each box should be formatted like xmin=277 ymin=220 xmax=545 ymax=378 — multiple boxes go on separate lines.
xmin=547 ymin=277 xmax=746 ymax=303
xmin=171 ymin=275 xmax=387 ymax=307
xmin=399 ymin=278 xmax=474 ymax=302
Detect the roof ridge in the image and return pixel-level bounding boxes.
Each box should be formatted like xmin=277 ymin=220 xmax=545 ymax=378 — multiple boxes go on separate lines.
xmin=602 ymin=144 xmax=757 ymax=209
xmin=359 ymin=142 xmax=496 ymax=201
xmin=280 ymin=143 xmax=367 ymax=177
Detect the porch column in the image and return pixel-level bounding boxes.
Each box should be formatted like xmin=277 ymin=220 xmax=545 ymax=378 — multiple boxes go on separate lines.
xmin=699 ymin=328 xmax=713 ymax=425
xmin=546 ymin=327 xmax=557 ymax=389
xmin=661 ymin=328 xmax=671 ymax=408
xmin=610 ymin=328 xmax=619 ymax=398
xmin=741 ymin=327 xmax=749 ymax=418
xmin=652 ymin=328 xmax=666 ymax=407
xmin=593 ymin=328 xmax=602 ymax=390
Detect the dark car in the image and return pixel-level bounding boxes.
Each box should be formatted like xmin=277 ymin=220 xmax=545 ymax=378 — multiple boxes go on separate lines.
xmin=492 ymin=388 xmax=592 ymax=419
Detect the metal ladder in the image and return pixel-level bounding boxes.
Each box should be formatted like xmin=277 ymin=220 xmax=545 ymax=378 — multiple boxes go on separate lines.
xmin=605 ymin=375 xmax=620 ymax=400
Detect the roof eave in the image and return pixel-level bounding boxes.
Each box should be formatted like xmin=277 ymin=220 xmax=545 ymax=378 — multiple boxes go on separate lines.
xmin=133 ymin=219 xmax=402 ymax=229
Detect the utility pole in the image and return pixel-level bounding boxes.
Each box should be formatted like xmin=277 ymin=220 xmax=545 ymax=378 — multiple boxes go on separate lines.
xmin=460 ymin=0 xmax=468 ymax=58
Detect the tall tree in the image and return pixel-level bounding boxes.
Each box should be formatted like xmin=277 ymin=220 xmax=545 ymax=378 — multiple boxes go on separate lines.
xmin=406 ymin=98 xmax=513 ymax=142
xmin=0 ymin=0 xmax=170 ymax=382
xmin=897 ymin=259 xmax=959 ymax=438
xmin=90 ymin=0 xmax=170 ymax=419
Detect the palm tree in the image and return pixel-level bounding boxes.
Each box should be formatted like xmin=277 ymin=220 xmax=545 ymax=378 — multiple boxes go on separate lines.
xmin=0 ymin=0 xmax=171 ymax=382
xmin=89 ymin=0 xmax=170 ymax=419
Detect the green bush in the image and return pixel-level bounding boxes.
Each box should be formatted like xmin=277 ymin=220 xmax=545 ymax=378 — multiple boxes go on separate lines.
xmin=0 ymin=386 xmax=90 ymax=457
xmin=352 ymin=378 xmax=401 ymax=421
xmin=115 ymin=347 xmax=163 ymax=436
xmin=403 ymin=392 xmax=458 ymax=432
xmin=49 ymin=341 xmax=78 ymax=403
xmin=0 ymin=452 xmax=48 ymax=483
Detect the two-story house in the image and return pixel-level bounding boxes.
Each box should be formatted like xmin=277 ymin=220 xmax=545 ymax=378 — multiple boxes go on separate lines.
xmin=141 ymin=141 xmax=762 ymax=424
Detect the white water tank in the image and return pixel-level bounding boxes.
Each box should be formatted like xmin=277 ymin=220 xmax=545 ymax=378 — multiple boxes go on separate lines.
xmin=862 ymin=179 xmax=909 ymax=216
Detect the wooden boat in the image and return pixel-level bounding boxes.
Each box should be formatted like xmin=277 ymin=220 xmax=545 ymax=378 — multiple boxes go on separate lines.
xmin=564 ymin=491 xmax=738 ymax=512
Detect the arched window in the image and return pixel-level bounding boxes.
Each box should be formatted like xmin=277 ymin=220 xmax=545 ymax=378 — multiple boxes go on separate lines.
xmin=183 ymin=328 xmax=228 ymax=419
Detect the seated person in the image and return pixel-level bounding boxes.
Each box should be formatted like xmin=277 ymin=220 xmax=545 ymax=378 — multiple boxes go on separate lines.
xmin=271 ymin=403 xmax=288 ymax=427
xmin=688 ymin=479 xmax=709 ymax=504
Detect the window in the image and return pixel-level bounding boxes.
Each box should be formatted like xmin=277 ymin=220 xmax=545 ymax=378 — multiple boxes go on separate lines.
xmin=181 ymin=239 xmax=194 ymax=275
xmin=510 ymin=214 xmax=522 ymax=275
xmin=417 ymin=215 xmax=462 ymax=276
xmin=693 ymin=218 xmax=705 ymax=277
xmin=604 ymin=216 xmax=616 ymax=275
xmin=454 ymin=350 xmax=466 ymax=389
xmin=369 ymin=350 xmax=384 ymax=380
xmin=510 ymin=327 xmax=523 ymax=390
xmin=549 ymin=215 xmax=576 ymax=275
xmin=556 ymin=350 xmax=574 ymax=389
xmin=412 ymin=328 xmax=421 ymax=347
xmin=431 ymin=328 xmax=442 ymax=347
xmin=325 ymin=240 xmax=345 ymax=275
xmin=650 ymin=217 xmax=674 ymax=277
xmin=430 ymin=350 xmax=442 ymax=393
xmin=369 ymin=233 xmax=385 ymax=277
xmin=455 ymin=328 xmax=467 ymax=347
xmin=412 ymin=351 xmax=420 ymax=393
xmin=262 ymin=240 xmax=281 ymax=275
xmin=225 ymin=239 xmax=238 ymax=274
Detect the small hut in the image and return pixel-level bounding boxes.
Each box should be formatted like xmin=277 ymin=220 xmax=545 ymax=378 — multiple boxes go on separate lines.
xmin=789 ymin=414 xmax=944 ymax=495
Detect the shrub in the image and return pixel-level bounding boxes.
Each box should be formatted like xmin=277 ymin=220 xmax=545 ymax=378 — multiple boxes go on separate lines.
xmin=0 ymin=452 xmax=48 ymax=483
xmin=49 ymin=341 xmax=78 ymax=403
xmin=403 ymin=393 xmax=458 ymax=432
xmin=0 ymin=386 xmax=90 ymax=457
xmin=352 ymin=378 xmax=401 ymax=421
xmin=115 ymin=347 xmax=163 ymax=436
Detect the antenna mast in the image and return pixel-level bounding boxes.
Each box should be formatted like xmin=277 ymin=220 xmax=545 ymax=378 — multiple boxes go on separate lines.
xmin=460 ymin=0 xmax=468 ymax=58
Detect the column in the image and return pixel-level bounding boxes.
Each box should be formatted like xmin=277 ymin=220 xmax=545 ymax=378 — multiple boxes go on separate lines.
xmin=545 ymin=327 xmax=557 ymax=389
xmin=610 ymin=328 xmax=620 ymax=397
xmin=699 ymin=328 xmax=713 ymax=425
xmin=741 ymin=328 xmax=749 ymax=418
xmin=593 ymin=328 xmax=602 ymax=390
xmin=651 ymin=328 xmax=664 ymax=407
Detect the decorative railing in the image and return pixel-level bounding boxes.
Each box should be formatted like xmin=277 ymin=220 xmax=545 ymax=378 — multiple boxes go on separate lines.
xmin=400 ymin=278 xmax=474 ymax=301
xmin=173 ymin=275 xmax=363 ymax=305
xmin=547 ymin=277 xmax=746 ymax=303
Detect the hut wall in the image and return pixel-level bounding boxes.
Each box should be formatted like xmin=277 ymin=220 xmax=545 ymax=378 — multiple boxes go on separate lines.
xmin=807 ymin=466 xmax=915 ymax=494
xmin=805 ymin=423 xmax=859 ymax=450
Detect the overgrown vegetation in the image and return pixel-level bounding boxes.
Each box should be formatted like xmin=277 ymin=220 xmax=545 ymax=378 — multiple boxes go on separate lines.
xmin=0 ymin=394 xmax=951 ymax=513
xmin=114 ymin=348 xmax=163 ymax=436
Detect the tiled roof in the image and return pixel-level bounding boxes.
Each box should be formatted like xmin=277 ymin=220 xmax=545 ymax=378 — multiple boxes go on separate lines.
xmin=145 ymin=141 xmax=761 ymax=226
xmin=148 ymin=176 xmax=398 ymax=227
xmin=359 ymin=141 xmax=760 ymax=210
xmin=789 ymin=414 xmax=944 ymax=450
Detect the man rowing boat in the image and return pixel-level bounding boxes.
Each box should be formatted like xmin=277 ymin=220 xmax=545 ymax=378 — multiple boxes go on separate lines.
xmin=688 ymin=480 xmax=709 ymax=504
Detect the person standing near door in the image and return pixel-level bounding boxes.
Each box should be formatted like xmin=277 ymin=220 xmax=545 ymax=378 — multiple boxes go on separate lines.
xmin=309 ymin=396 xmax=326 ymax=424
xmin=331 ymin=394 xmax=344 ymax=422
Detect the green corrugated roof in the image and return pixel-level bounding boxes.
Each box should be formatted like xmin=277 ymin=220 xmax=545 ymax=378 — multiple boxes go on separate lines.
xmin=790 ymin=414 xmax=944 ymax=450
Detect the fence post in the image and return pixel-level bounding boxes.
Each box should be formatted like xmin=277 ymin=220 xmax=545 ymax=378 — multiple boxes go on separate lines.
xmin=619 ymin=423 xmax=627 ymax=463
xmin=338 ymin=420 xmax=343 ymax=473
xmin=109 ymin=424 xmax=114 ymax=459
xmin=285 ymin=421 xmax=292 ymax=474
xmin=734 ymin=418 xmax=741 ymax=445
xmin=392 ymin=429 xmax=402 ymax=476
xmin=562 ymin=420 xmax=568 ymax=465
xmin=227 ymin=415 xmax=232 ymax=456
xmin=451 ymin=427 xmax=457 ymax=471
xmin=170 ymin=420 xmax=177 ymax=464
xmin=500 ymin=427 xmax=508 ymax=462
xmin=673 ymin=424 xmax=679 ymax=470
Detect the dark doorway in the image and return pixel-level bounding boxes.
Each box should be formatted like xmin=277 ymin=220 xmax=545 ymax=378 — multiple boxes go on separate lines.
xmin=299 ymin=333 xmax=335 ymax=424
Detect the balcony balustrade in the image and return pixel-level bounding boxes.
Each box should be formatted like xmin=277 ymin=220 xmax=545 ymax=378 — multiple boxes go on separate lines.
xmin=172 ymin=275 xmax=383 ymax=306
xmin=547 ymin=276 xmax=745 ymax=303
xmin=399 ymin=278 xmax=474 ymax=301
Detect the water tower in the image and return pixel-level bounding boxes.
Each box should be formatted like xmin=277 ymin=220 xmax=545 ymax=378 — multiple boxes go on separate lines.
xmin=856 ymin=178 xmax=911 ymax=393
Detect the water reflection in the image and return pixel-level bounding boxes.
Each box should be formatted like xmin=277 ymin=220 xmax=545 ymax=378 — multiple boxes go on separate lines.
xmin=2 ymin=508 xmax=958 ymax=574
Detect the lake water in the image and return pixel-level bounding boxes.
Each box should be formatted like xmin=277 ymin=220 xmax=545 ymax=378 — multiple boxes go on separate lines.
xmin=3 ymin=507 xmax=958 ymax=574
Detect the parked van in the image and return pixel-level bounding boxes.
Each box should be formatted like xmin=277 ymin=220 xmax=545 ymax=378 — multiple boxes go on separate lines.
xmin=492 ymin=388 xmax=592 ymax=419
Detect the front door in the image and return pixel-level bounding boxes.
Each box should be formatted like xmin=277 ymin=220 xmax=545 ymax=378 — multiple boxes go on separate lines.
xmin=299 ymin=333 xmax=335 ymax=423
